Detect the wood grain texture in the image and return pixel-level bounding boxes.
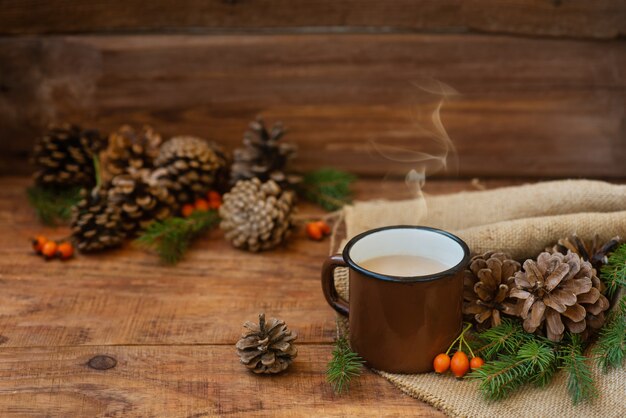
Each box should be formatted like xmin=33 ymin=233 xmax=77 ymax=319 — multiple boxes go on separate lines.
xmin=0 ymin=345 xmax=444 ymax=417
xmin=0 ymin=0 xmax=624 ymax=39
xmin=1 ymin=34 xmax=624 ymax=178
xmin=0 ymin=177 xmax=503 ymax=348
xmin=0 ymin=176 xmax=508 ymax=416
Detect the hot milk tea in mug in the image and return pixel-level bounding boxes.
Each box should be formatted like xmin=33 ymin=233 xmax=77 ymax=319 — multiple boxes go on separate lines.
xmin=359 ymin=254 xmax=449 ymax=277
xmin=322 ymin=226 xmax=470 ymax=373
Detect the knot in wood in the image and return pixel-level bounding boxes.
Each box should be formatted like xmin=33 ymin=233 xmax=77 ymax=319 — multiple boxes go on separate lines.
xmin=87 ymin=355 xmax=117 ymax=370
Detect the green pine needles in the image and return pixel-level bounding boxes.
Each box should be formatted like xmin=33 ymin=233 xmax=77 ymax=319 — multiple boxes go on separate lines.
xmin=600 ymin=244 xmax=626 ymax=298
xmin=27 ymin=186 xmax=82 ymax=225
xmin=468 ymin=338 xmax=556 ymax=401
xmin=559 ymin=334 xmax=597 ymax=405
xmin=469 ymin=243 xmax=626 ymax=405
xmin=300 ymin=168 xmax=356 ymax=211
xmin=134 ymin=210 xmax=220 ymax=265
xmin=472 ymin=319 xmax=532 ymax=361
xmin=469 ymin=320 xmax=604 ymax=404
xmin=326 ymin=333 xmax=364 ymax=394
xmin=592 ymin=296 xmax=626 ymax=372
xmin=470 ymin=313 xmax=625 ymax=404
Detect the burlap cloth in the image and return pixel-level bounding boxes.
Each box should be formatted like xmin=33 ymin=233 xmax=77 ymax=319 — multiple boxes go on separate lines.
xmin=332 ymin=180 xmax=626 ymax=417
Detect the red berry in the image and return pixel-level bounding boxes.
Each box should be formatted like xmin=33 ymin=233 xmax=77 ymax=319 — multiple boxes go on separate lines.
xmin=433 ymin=353 xmax=451 ymax=373
xmin=32 ymin=235 xmax=48 ymax=253
xmin=208 ymin=191 xmax=222 ymax=209
xmin=56 ymin=242 xmax=74 ymax=260
xmin=41 ymin=241 xmax=58 ymax=259
xmin=306 ymin=222 xmax=323 ymax=240
xmin=181 ymin=204 xmax=195 ymax=217
xmin=470 ymin=357 xmax=485 ymax=370
xmin=194 ymin=199 xmax=209 ymax=211
xmin=450 ymin=351 xmax=470 ymax=378
xmin=207 ymin=191 xmax=221 ymax=202
xmin=315 ymin=221 xmax=331 ymax=235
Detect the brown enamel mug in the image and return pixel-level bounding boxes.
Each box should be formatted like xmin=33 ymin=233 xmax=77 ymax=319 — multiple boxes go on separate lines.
xmin=322 ymin=225 xmax=470 ymax=373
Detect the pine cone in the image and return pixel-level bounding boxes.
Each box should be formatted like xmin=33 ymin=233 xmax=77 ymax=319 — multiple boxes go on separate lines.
xmin=153 ymin=136 xmax=227 ymax=206
xmin=547 ymin=234 xmax=621 ymax=272
xmin=236 ymin=313 xmax=298 ymax=374
xmin=510 ymin=251 xmax=610 ymax=341
xmin=581 ymin=273 xmax=611 ymax=338
xmin=71 ymin=187 xmax=124 ymax=252
xmin=103 ymin=125 xmax=161 ymax=179
xmin=107 ymin=169 xmax=175 ymax=237
xmin=220 ymin=178 xmax=295 ymax=252
xmin=32 ymin=123 xmax=105 ymax=187
xmin=463 ymin=251 xmax=522 ymax=328
xmin=230 ymin=118 xmax=300 ymax=189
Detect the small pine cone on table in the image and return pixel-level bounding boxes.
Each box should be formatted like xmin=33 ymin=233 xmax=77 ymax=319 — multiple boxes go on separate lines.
xmin=230 ymin=118 xmax=300 ymax=189
xmin=153 ymin=136 xmax=227 ymax=206
xmin=236 ymin=313 xmax=298 ymax=374
xmin=71 ymin=187 xmax=124 ymax=252
xmin=547 ymin=234 xmax=621 ymax=272
xmin=32 ymin=123 xmax=105 ymax=188
xmin=220 ymin=178 xmax=295 ymax=252
xmin=509 ymin=251 xmax=610 ymax=342
xmin=107 ymin=168 xmax=176 ymax=237
xmin=463 ymin=251 xmax=522 ymax=329
xmin=103 ymin=125 xmax=162 ymax=179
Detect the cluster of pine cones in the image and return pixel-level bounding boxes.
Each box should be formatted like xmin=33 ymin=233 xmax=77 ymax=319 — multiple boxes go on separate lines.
xmin=32 ymin=119 xmax=299 ymax=253
xmin=463 ymin=235 xmax=620 ymax=341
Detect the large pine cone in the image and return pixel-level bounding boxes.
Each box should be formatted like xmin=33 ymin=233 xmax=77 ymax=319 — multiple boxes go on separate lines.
xmin=103 ymin=125 xmax=161 ymax=179
xmin=153 ymin=136 xmax=227 ymax=206
xmin=582 ymin=273 xmax=612 ymax=336
xmin=547 ymin=234 xmax=621 ymax=272
xmin=32 ymin=123 xmax=105 ymax=187
xmin=71 ymin=187 xmax=124 ymax=252
xmin=236 ymin=313 xmax=298 ymax=374
xmin=220 ymin=178 xmax=295 ymax=252
xmin=463 ymin=251 xmax=522 ymax=328
xmin=230 ymin=118 xmax=300 ymax=188
xmin=510 ymin=251 xmax=610 ymax=341
xmin=107 ymin=169 xmax=175 ymax=237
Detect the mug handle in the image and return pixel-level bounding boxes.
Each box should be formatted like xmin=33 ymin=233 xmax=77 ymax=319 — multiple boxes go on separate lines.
xmin=321 ymin=254 xmax=350 ymax=316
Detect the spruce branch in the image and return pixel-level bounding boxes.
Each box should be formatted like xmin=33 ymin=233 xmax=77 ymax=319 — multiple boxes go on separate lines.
xmin=472 ymin=319 xmax=533 ymax=361
xmin=26 ymin=186 xmax=82 ymax=226
xmin=300 ymin=168 xmax=356 ymax=211
xmin=327 ymin=333 xmax=364 ymax=394
xmin=468 ymin=339 xmax=556 ymax=401
xmin=531 ymin=356 xmax=559 ymax=388
xmin=600 ymin=244 xmax=626 ymax=298
xmin=593 ymin=295 xmax=626 ymax=372
xmin=559 ymin=333 xmax=597 ymax=405
xmin=134 ymin=210 xmax=220 ymax=264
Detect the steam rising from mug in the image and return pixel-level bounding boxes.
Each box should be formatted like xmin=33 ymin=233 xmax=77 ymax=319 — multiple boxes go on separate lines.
xmin=368 ymin=79 xmax=459 ymax=223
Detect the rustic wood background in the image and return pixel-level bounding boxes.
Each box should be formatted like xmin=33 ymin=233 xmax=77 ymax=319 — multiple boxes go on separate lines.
xmin=0 ymin=2 xmax=625 ymax=416
xmin=0 ymin=0 xmax=624 ymax=179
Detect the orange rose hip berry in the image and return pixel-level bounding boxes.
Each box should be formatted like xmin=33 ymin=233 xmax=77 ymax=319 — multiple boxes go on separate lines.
xmin=450 ymin=351 xmax=470 ymax=378
xmin=433 ymin=353 xmax=451 ymax=373
xmin=56 ymin=242 xmax=74 ymax=260
xmin=32 ymin=235 xmax=48 ymax=253
xmin=306 ymin=222 xmax=323 ymax=240
xmin=41 ymin=241 xmax=58 ymax=260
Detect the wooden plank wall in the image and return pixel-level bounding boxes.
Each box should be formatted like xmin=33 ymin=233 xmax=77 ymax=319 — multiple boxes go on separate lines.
xmin=0 ymin=1 xmax=624 ymax=178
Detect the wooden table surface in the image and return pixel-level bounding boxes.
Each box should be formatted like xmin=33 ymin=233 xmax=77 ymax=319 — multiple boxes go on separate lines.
xmin=0 ymin=176 xmax=523 ymax=417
